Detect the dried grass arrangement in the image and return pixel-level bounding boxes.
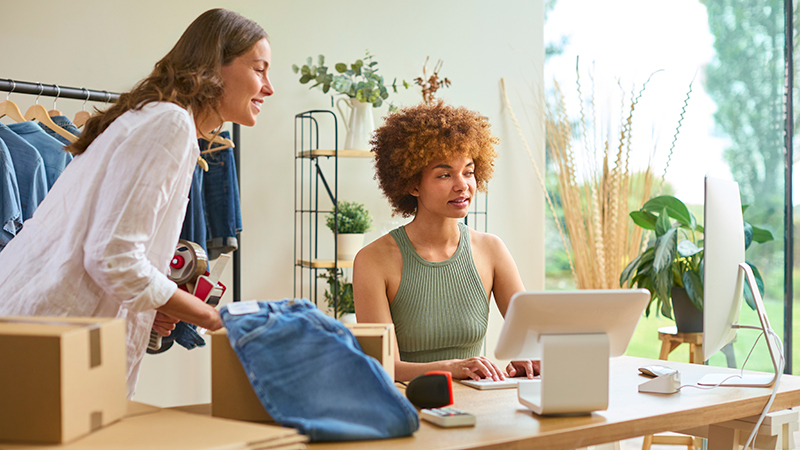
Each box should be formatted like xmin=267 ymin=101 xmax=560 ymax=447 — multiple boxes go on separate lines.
xmin=502 ymin=60 xmax=691 ymax=289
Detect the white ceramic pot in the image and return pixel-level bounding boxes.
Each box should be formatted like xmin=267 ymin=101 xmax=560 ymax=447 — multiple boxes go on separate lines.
xmin=336 ymin=233 xmax=365 ymax=261
xmin=336 ymin=97 xmax=375 ymax=150
xmin=339 ymin=313 xmax=357 ymax=324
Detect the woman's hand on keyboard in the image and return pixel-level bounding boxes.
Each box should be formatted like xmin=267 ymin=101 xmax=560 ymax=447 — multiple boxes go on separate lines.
xmin=506 ymin=360 xmax=540 ymax=379
xmin=445 ymin=357 xmax=506 ymax=381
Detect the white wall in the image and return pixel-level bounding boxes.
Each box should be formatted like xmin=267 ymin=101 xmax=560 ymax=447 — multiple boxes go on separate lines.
xmin=1 ymin=0 xmax=545 ymax=406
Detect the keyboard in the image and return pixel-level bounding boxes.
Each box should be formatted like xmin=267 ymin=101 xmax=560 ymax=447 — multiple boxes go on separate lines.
xmin=460 ymin=377 xmax=540 ymax=390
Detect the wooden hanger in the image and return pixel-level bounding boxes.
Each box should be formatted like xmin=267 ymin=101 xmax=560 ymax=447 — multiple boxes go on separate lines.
xmin=0 ymin=99 xmax=25 ymax=123
xmin=73 ymin=88 xmax=91 ymax=128
xmin=200 ymin=134 xmax=235 ymax=155
xmin=0 ymin=80 xmax=26 ymax=123
xmin=25 ymin=84 xmax=77 ymax=143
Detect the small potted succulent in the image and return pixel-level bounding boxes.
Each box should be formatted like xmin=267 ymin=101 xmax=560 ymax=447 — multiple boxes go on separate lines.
xmin=620 ymin=195 xmax=773 ymax=332
xmin=326 ymin=200 xmax=373 ymax=261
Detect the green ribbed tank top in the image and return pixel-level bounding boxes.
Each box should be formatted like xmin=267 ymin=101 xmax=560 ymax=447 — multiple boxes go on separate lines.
xmin=389 ymin=222 xmax=489 ymax=363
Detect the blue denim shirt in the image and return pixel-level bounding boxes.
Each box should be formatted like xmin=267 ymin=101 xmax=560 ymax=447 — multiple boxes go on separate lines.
xmin=0 ymin=123 xmax=47 ymax=220
xmin=220 ymin=299 xmax=419 ymax=442
xmin=0 ymin=138 xmax=22 ymax=250
xmin=9 ymin=121 xmax=72 ymax=190
xmin=38 ymin=115 xmax=81 ymax=146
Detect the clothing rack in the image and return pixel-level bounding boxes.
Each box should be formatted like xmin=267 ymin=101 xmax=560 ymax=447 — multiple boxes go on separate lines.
xmin=1 ymin=78 xmax=242 ymax=302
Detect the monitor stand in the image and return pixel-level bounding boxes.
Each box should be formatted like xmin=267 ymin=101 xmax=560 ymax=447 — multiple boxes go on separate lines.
xmin=698 ymin=263 xmax=782 ymax=387
xmin=517 ymin=333 xmax=609 ymax=415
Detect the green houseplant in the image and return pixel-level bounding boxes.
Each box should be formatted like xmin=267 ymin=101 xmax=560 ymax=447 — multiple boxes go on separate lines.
xmin=292 ymin=51 xmax=400 ymax=108
xmin=293 ymin=51 xmax=401 ymax=150
xmin=326 ymin=201 xmax=372 ymax=261
xmin=326 ymin=201 xmax=373 ymax=234
xmin=319 ymin=269 xmax=355 ymax=320
xmin=620 ymin=195 xmax=773 ymax=323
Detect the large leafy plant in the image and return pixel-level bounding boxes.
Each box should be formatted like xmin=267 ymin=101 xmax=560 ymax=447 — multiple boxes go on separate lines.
xmin=325 ymin=201 xmax=373 ymax=234
xmin=620 ymin=195 xmax=773 ymax=318
xmin=292 ymin=51 xmax=401 ymax=108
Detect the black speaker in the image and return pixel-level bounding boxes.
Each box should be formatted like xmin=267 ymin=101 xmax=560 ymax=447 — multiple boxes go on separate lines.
xmin=405 ymin=371 xmax=453 ymax=409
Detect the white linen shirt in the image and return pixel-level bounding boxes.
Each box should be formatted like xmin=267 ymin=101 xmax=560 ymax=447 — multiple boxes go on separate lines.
xmin=0 ymin=102 xmax=198 ymax=398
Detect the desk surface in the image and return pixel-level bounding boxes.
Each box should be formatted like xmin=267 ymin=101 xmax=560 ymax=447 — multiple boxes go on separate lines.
xmin=310 ymin=356 xmax=800 ymax=450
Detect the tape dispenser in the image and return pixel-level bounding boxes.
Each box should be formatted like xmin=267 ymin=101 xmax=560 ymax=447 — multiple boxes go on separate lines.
xmin=147 ymin=239 xmax=230 ymax=354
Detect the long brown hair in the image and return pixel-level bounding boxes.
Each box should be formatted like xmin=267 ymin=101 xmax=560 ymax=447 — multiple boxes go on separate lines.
xmin=67 ymin=9 xmax=267 ymax=156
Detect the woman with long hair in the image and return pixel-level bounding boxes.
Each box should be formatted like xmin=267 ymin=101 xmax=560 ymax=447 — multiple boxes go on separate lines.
xmin=0 ymin=8 xmax=273 ymax=397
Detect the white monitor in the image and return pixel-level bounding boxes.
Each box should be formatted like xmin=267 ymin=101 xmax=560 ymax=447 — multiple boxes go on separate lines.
xmin=494 ymin=289 xmax=650 ymax=415
xmin=701 ymin=176 xmax=781 ymax=387
xmin=495 ymin=289 xmax=651 ymax=360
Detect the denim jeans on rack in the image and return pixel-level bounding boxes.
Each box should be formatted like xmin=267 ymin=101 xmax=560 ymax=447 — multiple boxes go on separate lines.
xmin=179 ymin=163 xmax=207 ymax=253
xmin=220 ymin=299 xmax=419 ymax=442
xmin=200 ymin=131 xmax=241 ymax=260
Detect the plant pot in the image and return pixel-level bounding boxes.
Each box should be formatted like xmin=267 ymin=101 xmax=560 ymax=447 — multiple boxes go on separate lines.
xmin=336 ymin=97 xmax=375 ymax=150
xmin=336 ymin=233 xmax=365 ymax=261
xmin=338 ymin=312 xmax=357 ymax=324
xmin=671 ymin=286 xmax=702 ymax=333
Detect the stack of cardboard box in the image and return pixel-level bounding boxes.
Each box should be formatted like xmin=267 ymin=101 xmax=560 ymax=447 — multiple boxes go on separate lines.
xmin=0 ymin=317 xmax=307 ymax=450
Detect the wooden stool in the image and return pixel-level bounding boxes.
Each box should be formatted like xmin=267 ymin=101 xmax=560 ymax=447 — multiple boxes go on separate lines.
xmin=657 ymin=326 xmax=703 ymax=364
xmin=641 ymin=326 xmax=703 ymax=450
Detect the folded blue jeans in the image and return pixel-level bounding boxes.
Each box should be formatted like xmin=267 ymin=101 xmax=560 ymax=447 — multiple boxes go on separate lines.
xmin=220 ymin=299 xmax=419 ymax=442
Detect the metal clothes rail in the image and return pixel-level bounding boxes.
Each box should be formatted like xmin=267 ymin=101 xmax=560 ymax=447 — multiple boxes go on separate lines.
xmin=1 ymin=78 xmax=242 ymax=302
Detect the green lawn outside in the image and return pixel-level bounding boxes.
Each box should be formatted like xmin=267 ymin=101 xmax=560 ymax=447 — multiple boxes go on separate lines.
xmin=625 ymin=297 xmax=793 ymax=372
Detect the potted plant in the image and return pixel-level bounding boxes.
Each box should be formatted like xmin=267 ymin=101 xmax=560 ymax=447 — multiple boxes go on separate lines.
xmin=326 ymin=200 xmax=373 ymax=261
xmin=619 ymin=195 xmax=773 ymax=332
xmin=292 ymin=51 xmax=400 ymax=150
xmin=319 ymin=268 xmax=356 ymax=322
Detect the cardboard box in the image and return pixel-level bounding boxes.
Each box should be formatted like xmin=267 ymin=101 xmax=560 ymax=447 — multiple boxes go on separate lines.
xmin=0 ymin=401 xmax=307 ymax=450
xmin=0 ymin=316 xmax=127 ymax=444
xmin=211 ymin=323 xmax=395 ymax=423
xmin=211 ymin=330 xmax=274 ymax=424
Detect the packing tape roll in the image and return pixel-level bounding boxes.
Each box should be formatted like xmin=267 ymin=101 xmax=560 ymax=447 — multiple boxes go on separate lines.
xmin=169 ymin=239 xmax=208 ymax=285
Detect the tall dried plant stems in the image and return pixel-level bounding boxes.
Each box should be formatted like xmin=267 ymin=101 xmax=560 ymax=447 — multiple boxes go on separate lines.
xmin=503 ymin=64 xmax=665 ymax=289
xmin=499 ymin=78 xmax=578 ymax=283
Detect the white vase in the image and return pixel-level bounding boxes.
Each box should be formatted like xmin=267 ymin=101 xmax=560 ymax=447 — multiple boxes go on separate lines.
xmin=336 ymin=233 xmax=365 ymax=261
xmin=336 ymin=97 xmax=375 ymax=150
xmin=339 ymin=313 xmax=357 ymax=323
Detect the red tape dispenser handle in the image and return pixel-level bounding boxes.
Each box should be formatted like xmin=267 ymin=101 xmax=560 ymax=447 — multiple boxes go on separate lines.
xmin=406 ymin=370 xmax=453 ymax=409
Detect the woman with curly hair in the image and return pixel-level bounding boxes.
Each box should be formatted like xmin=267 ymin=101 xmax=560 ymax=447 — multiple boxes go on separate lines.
xmin=0 ymin=9 xmax=273 ymax=397
xmin=353 ymin=101 xmax=538 ymax=382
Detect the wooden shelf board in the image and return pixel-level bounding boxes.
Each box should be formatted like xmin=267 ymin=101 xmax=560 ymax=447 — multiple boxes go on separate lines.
xmin=297 ymin=259 xmax=354 ymax=269
xmin=297 ymin=149 xmax=373 ymax=158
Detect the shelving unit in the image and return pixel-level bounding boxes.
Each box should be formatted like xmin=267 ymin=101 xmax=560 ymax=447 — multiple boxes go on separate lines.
xmin=294 ymin=110 xmax=370 ymax=316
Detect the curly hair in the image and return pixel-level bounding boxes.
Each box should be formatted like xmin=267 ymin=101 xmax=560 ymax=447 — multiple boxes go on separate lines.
xmin=371 ymin=101 xmax=499 ymax=217
xmin=67 ymin=9 xmax=267 ymax=156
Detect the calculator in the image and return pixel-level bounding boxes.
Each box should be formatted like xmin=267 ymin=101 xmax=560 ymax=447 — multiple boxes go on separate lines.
xmin=420 ymin=407 xmax=477 ymax=428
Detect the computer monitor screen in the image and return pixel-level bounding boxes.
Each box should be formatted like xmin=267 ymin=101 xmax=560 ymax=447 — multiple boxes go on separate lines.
xmin=701 ymin=176 xmax=781 ymax=387
xmin=702 ymin=176 xmax=746 ymax=361
xmin=494 ymin=289 xmax=650 ymax=360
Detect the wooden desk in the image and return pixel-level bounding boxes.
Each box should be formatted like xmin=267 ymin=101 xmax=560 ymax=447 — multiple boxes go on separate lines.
xmin=309 ymin=356 xmax=800 ymax=450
